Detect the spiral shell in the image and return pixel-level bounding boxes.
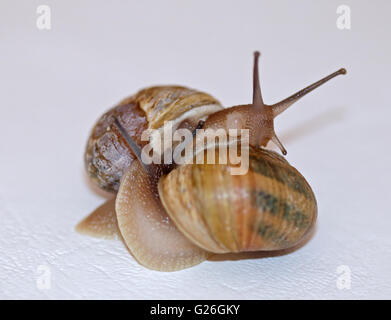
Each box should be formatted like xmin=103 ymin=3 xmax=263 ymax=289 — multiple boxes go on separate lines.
xmin=85 ymin=86 xmax=222 ymax=192
xmin=158 ymin=147 xmax=317 ymax=253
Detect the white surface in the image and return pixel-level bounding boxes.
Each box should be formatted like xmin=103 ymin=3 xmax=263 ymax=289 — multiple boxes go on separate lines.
xmin=1 ymin=0 xmax=390 ymax=299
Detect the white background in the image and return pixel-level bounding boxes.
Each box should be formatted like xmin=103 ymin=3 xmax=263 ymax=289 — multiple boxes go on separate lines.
xmin=1 ymin=0 xmax=390 ymax=299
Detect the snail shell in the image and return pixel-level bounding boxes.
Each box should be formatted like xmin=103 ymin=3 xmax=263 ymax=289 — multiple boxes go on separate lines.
xmin=85 ymin=86 xmax=222 ymax=192
xmin=158 ymin=147 xmax=317 ymax=254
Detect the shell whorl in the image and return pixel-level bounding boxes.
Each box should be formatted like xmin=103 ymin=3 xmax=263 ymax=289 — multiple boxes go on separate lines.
xmin=121 ymin=86 xmax=222 ymax=130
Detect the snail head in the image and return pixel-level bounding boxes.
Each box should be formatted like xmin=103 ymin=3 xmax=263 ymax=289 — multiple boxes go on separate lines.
xmin=204 ymin=51 xmax=347 ymax=155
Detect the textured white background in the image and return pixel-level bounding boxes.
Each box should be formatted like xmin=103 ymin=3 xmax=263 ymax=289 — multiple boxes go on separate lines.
xmin=1 ymin=0 xmax=390 ymax=299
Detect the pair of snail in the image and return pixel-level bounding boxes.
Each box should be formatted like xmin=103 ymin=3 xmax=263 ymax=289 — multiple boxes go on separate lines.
xmin=77 ymin=52 xmax=346 ymax=271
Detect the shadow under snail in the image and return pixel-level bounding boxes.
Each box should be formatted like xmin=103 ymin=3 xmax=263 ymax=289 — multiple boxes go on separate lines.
xmin=77 ymin=51 xmax=346 ymax=271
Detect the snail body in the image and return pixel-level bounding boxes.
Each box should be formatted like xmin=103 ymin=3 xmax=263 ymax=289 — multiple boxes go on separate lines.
xmin=116 ymin=160 xmax=210 ymax=271
xmin=78 ymin=51 xmax=346 ymax=271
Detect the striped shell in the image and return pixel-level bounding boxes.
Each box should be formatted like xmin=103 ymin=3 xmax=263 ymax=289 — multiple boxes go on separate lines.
xmin=85 ymin=86 xmax=222 ymax=192
xmin=120 ymin=86 xmax=222 ymax=130
xmin=158 ymin=147 xmax=317 ymax=253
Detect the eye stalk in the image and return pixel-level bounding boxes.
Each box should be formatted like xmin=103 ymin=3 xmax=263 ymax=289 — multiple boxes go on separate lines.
xmin=252 ymin=51 xmax=263 ymax=107
xmin=249 ymin=51 xmax=346 ymax=155
xmin=112 ymin=117 xmax=143 ymax=163
xmin=111 ymin=116 xmax=175 ymax=177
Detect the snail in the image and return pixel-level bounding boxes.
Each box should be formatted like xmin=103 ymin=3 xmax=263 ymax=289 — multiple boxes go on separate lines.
xmin=77 ymin=52 xmax=346 ymax=271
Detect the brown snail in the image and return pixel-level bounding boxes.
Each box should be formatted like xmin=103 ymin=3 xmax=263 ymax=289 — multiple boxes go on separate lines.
xmin=77 ymin=51 xmax=346 ymax=271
